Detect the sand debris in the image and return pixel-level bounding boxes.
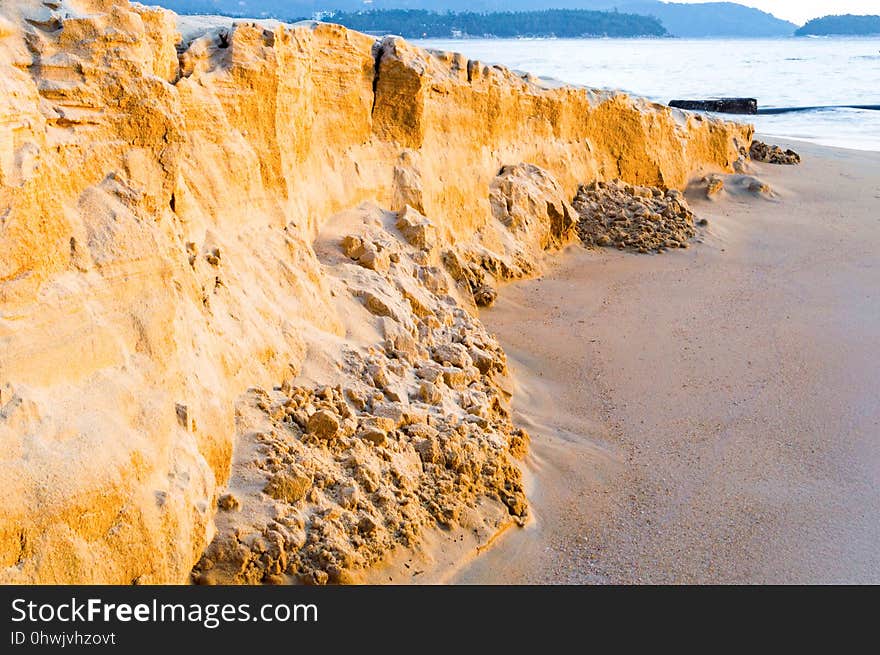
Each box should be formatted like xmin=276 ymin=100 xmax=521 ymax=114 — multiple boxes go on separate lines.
xmin=704 ymin=174 xmax=725 ymax=198
xmin=195 ymin=340 xmax=527 ymax=585
xmin=218 ymin=493 xmax=240 ymax=511
xmin=194 ymin=213 xmax=530 ymax=585
xmin=750 ymin=140 xmax=801 ymax=165
xmin=572 ymin=179 xmax=698 ymax=253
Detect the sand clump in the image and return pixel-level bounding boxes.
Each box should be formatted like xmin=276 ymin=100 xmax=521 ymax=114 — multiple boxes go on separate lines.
xmin=703 ymin=174 xmax=726 ymax=199
xmin=750 ymin=140 xmax=801 ymax=165
xmin=572 ymin=180 xmax=701 ymax=253
xmin=690 ymin=172 xmax=776 ymax=201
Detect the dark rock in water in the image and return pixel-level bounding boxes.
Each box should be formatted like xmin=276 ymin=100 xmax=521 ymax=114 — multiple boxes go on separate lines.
xmin=669 ymin=98 xmax=758 ymax=115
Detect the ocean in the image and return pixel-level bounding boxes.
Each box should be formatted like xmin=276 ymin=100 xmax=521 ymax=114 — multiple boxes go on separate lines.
xmin=415 ymin=37 xmax=880 ymax=152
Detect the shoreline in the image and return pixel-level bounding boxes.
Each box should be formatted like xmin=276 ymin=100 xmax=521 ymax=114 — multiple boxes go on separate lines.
xmin=449 ymin=138 xmax=880 ymax=583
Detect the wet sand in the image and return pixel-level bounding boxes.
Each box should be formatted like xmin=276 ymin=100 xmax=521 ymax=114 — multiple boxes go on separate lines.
xmin=454 ymin=140 xmax=880 ymax=584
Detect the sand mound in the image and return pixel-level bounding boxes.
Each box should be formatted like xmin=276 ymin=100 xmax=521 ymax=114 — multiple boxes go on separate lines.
xmin=693 ymin=173 xmax=776 ymax=201
xmin=572 ymin=180 xmax=701 ymax=254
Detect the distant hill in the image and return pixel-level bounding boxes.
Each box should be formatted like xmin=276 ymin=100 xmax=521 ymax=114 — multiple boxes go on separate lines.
xmin=611 ymin=2 xmax=796 ymax=37
xmin=149 ymin=1 xmax=797 ymax=38
xmin=313 ymin=9 xmax=667 ymax=38
xmin=796 ymin=15 xmax=880 ymax=36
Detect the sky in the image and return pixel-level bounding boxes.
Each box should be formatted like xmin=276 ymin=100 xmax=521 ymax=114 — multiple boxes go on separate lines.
xmin=674 ymin=1 xmax=880 ymax=24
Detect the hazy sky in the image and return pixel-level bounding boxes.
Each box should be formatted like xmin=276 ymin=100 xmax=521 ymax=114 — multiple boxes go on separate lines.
xmin=675 ymin=1 xmax=880 ymax=24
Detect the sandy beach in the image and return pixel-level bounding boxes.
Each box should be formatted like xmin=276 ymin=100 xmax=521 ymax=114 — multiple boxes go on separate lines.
xmin=453 ymin=139 xmax=880 ymax=584
xmin=5 ymin=1 xmax=877 ymax=586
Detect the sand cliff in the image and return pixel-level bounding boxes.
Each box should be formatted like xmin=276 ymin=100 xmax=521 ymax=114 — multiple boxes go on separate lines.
xmin=0 ymin=0 xmax=752 ymax=583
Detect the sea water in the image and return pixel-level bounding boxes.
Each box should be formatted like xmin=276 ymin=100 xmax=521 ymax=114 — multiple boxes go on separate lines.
xmin=415 ymin=37 xmax=880 ymax=151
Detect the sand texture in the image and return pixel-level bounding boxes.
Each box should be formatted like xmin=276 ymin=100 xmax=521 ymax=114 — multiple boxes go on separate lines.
xmin=0 ymin=0 xmax=750 ymax=584
xmin=453 ymin=141 xmax=880 ymax=584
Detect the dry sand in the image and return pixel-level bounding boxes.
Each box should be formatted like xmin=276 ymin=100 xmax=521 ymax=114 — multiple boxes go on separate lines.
xmin=452 ymin=139 xmax=880 ymax=584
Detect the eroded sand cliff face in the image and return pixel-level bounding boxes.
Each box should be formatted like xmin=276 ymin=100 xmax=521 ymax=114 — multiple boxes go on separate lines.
xmin=0 ymin=0 xmax=752 ymax=583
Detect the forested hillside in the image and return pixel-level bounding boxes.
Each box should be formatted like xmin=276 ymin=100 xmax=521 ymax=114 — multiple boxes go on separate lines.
xmin=796 ymin=15 xmax=880 ymax=36
xmin=317 ymin=9 xmax=667 ymax=38
xmin=150 ymin=1 xmax=797 ymax=38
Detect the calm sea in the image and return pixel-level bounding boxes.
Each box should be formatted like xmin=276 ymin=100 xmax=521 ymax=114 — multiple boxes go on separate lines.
xmin=415 ymin=37 xmax=880 ymax=152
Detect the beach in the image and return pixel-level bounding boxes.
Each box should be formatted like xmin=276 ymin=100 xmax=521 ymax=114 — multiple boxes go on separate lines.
xmin=452 ymin=140 xmax=880 ymax=583
xmin=3 ymin=0 xmax=877 ymax=586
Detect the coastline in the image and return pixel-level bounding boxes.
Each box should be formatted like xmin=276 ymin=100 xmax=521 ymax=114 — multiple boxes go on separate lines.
xmin=451 ymin=138 xmax=880 ymax=583
xmin=3 ymin=1 xmax=876 ymax=585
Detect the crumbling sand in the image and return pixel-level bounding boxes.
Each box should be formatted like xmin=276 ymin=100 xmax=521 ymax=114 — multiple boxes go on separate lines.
xmin=192 ymin=166 xmax=576 ymax=583
xmin=750 ymin=140 xmax=801 ymax=165
xmin=572 ymin=180 xmax=702 ymax=253
xmin=196 ymin=350 xmax=528 ymax=584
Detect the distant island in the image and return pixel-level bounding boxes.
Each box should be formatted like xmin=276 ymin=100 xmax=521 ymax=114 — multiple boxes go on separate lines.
xmin=608 ymin=1 xmax=796 ymax=37
xmin=311 ymin=9 xmax=667 ymax=39
xmin=795 ymin=14 xmax=880 ymax=36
